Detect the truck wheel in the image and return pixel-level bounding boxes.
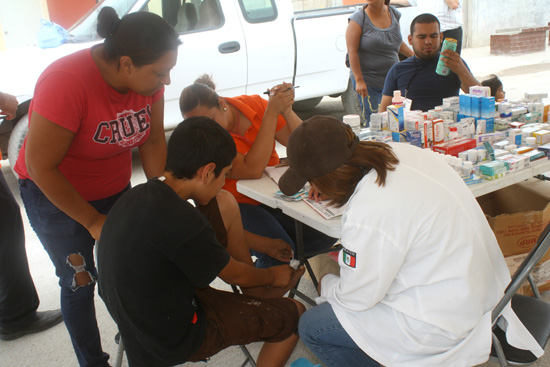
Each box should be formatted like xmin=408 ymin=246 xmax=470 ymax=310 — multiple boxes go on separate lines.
xmin=293 ymin=97 xmax=323 ymax=112
xmin=341 ymin=78 xmax=366 ymax=125
xmin=7 ymin=113 xmax=29 ymax=178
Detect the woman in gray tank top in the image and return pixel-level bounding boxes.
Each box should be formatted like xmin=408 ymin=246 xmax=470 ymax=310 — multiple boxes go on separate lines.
xmin=346 ymin=0 xmax=413 ymax=126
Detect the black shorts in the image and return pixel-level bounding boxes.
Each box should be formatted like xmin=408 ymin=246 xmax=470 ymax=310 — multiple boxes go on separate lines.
xmin=188 ymin=287 xmax=299 ymax=362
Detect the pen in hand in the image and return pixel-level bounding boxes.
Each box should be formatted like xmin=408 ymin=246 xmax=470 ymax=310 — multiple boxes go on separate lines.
xmin=263 ymin=85 xmax=300 ymax=95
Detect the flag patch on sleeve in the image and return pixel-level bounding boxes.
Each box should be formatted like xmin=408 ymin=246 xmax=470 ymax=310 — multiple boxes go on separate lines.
xmin=342 ymin=248 xmax=356 ymax=268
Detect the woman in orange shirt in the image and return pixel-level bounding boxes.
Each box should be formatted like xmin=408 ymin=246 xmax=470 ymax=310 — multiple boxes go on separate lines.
xmin=180 ymin=75 xmax=337 ymax=268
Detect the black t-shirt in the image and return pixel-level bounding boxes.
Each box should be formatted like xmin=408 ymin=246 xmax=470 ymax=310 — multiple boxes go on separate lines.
xmin=98 ymin=178 xmax=230 ymax=367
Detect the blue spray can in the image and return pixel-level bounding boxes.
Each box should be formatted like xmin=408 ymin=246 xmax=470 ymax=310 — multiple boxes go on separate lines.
xmin=436 ymin=38 xmax=457 ymax=76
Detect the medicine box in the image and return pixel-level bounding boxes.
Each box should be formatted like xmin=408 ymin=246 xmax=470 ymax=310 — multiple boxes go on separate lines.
xmin=387 ymin=105 xmax=404 ymax=132
xmin=497 ymin=155 xmax=525 ymax=172
xmin=471 ymin=95 xmax=481 ymax=118
xmin=509 ymin=122 xmax=525 ymax=129
xmin=479 ymin=161 xmax=506 ymax=176
xmin=534 ymin=130 xmax=550 ymax=145
xmin=432 ymin=137 xmax=477 ymax=156
xmin=481 ymin=171 xmax=510 ymax=181
xmin=522 ymin=150 xmax=547 ymax=162
xmin=469 ymin=86 xmax=491 ymax=97
xmin=539 ymin=143 xmax=550 ymax=157
xmin=476 ymin=132 xmax=506 ymax=145
xmin=405 ymin=130 xmax=422 ymax=147
xmin=459 ymin=94 xmax=471 ymax=116
xmin=514 ymin=146 xmax=534 ymax=155
xmin=481 ymin=96 xmax=496 ymax=118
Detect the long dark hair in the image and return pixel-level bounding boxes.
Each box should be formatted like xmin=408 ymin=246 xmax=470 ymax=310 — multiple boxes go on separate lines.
xmin=97 ymin=7 xmax=181 ymax=66
xmin=179 ymin=74 xmax=221 ymax=114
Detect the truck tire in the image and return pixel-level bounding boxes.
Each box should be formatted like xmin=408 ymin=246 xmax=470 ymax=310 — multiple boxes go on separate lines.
xmin=7 ymin=113 xmax=28 ymax=178
xmin=293 ymin=97 xmax=323 ymax=112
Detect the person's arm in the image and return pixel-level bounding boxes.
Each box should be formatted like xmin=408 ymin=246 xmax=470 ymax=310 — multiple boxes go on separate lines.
xmin=228 ymin=85 xmax=294 ymax=179
xmin=275 ymin=95 xmax=302 ymax=146
xmin=0 ymin=92 xmax=18 ymax=120
xmin=25 ymin=112 xmax=105 ymax=240
xmin=379 ymin=95 xmax=393 ymax=112
xmin=216 ymin=189 xmax=294 ymax=263
xmin=346 ymin=19 xmax=368 ymax=98
xmin=218 ymin=257 xmax=294 ymax=288
xmin=138 ymin=96 xmax=167 ymax=179
xmin=399 ymin=41 xmax=414 ymax=58
xmin=441 ymin=50 xmax=480 ymax=93
xmin=445 ymin=0 xmax=460 ymax=9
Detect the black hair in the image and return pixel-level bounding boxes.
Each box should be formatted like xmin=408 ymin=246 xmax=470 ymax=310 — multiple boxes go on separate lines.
xmin=179 ymin=74 xmax=221 ymax=114
xmin=165 ymin=116 xmax=236 ymax=179
xmin=410 ymin=13 xmax=441 ymax=36
xmin=481 ymin=75 xmax=503 ymax=98
xmin=97 ymin=7 xmax=181 ymax=67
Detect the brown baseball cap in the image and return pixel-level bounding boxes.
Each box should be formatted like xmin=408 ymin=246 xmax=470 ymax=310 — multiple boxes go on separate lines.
xmin=279 ymin=115 xmax=359 ymax=196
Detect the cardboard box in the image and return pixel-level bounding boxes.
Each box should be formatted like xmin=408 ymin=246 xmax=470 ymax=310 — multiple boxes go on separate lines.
xmin=477 ymin=183 xmax=550 ymax=295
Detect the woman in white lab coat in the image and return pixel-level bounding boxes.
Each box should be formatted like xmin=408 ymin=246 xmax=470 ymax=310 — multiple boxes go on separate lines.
xmin=278 ymin=116 xmax=542 ymax=367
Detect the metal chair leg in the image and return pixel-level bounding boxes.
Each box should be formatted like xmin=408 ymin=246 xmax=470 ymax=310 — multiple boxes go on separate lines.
xmin=115 ymin=334 xmax=125 ymax=367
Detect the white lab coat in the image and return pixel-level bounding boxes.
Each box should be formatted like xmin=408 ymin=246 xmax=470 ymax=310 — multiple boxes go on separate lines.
xmin=318 ymin=143 xmax=543 ymax=367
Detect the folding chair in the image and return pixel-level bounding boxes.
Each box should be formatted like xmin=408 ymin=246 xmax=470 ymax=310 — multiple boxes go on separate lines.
xmin=289 ymin=220 xmax=342 ymax=306
xmin=490 ymin=221 xmax=550 ymax=366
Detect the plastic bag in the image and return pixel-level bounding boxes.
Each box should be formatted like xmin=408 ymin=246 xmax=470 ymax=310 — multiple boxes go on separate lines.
xmin=37 ymin=19 xmax=69 ymax=49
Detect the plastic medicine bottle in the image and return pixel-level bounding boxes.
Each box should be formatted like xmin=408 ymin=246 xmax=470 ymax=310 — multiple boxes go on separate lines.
xmin=392 ymin=90 xmax=404 ymax=106
xmin=449 ymin=126 xmax=458 ymax=140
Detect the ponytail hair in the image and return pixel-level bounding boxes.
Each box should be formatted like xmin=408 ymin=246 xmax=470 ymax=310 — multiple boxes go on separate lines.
xmin=179 ymin=74 xmax=221 ymax=114
xmin=97 ymin=6 xmax=181 ymax=67
xmin=310 ymin=127 xmax=399 ymax=208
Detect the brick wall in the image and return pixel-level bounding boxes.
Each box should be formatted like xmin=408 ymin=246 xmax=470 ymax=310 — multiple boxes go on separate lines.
xmin=490 ymin=26 xmax=549 ymax=55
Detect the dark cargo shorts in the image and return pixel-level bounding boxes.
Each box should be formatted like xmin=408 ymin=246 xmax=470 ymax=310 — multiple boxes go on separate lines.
xmin=188 ymin=287 xmax=299 ymax=362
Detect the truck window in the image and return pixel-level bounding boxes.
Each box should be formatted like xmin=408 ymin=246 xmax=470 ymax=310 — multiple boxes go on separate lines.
xmin=237 ymin=0 xmax=277 ymax=23
xmin=174 ymin=0 xmax=224 ymax=33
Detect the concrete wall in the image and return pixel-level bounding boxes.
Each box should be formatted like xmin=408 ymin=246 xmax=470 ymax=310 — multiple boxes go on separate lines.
xmin=465 ymin=0 xmax=550 ymax=48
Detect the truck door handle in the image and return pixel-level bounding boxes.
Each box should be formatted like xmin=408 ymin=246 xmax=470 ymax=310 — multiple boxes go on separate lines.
xmin=218 ymin=41 xmax=240 ymax=54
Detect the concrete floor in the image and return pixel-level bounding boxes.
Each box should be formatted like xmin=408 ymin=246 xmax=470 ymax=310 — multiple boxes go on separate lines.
xmin=1 ymin=45 xmax=550 ymax=366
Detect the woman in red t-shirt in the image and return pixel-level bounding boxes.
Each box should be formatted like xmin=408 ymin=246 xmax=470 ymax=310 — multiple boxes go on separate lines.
xmin=15 ymin=7 xmax=180 ymax=367
xmin=180 ymin=75 xmax=338 ymax=269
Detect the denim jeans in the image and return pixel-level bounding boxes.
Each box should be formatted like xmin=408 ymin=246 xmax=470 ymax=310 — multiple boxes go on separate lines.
xmin=299 ymin=302 xmax=381 ymax=367
xmin=19 ymin=178 xmax=129 ymax=367
xmin=350 ymin=74 xmax=383 ymax=127
xmin=0 ymin=171 xmax=39 ymax=329
xmin=238 ymin=204 xmax=338 ymax=269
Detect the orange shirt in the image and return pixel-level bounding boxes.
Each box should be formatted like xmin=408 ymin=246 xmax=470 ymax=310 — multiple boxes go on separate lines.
xmin=224 ymin=95 xmax=286 ymax=205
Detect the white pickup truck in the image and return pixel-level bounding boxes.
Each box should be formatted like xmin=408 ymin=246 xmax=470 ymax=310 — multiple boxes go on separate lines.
xmin=0 ymin=0 xmax=416 ymax=168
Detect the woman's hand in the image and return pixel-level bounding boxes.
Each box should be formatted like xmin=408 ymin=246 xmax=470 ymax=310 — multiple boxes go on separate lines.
xmin=0 ymin=92 xmax=18 ymax=120
xmin=308 ymin=186 xmax=324 ymax=202
xmin=87 ymin=213 xmax=107 ymax=241
xmin=355 ymin=80 xmax=368 ymax=98
xmin=267 ymin=82 xmax=295 ymax=116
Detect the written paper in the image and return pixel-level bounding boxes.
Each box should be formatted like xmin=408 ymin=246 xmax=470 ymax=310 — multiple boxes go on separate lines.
xmin=303 ymin=198 xmax=347 ymax=220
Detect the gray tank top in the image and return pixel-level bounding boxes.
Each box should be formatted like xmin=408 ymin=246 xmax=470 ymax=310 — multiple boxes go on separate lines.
xmin=349 ymin=6 xmax=403 ymax=88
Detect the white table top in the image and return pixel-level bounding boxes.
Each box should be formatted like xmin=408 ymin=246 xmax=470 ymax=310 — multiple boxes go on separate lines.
xmin=237 ymin=158 xmax=550 ymax=238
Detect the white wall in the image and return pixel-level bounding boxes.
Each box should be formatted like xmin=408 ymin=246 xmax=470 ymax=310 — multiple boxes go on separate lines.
xmin=0 ymin=0 xmax=46 ymax=49
xmin=465 ymin=0 xmax=550 ymax=47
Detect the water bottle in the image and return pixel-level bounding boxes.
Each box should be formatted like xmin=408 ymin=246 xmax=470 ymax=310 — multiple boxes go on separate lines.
xmin=436 ymin=38 xmax=458 ymax=76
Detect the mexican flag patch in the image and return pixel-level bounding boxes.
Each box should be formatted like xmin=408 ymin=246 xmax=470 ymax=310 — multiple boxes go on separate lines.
xmin=343 ymin=248 xmax=356 ymax=268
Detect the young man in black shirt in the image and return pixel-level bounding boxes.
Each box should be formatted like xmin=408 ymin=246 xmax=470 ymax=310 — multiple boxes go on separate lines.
xmin=98 ymin=117 xmax=305 ymax=367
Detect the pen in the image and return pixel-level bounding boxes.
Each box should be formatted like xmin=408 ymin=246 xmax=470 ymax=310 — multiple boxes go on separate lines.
xmin=263 ymin=85 xmax=300 ymax=95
